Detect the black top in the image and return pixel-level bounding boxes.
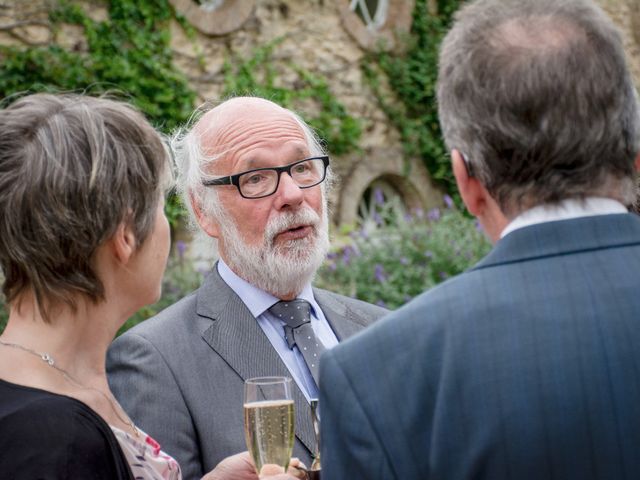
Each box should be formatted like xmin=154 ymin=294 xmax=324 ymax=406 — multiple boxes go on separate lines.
xmin=0 ymin=378 xmax=133 ymax=480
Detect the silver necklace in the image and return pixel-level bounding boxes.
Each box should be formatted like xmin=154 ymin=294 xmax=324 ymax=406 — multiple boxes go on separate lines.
xmin=0 ymin=339 xmax=140 ymax=437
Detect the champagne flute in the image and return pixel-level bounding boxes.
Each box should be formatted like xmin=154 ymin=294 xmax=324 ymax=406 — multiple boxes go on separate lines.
xmin=244 ymin=376 xmax=295 ymax=477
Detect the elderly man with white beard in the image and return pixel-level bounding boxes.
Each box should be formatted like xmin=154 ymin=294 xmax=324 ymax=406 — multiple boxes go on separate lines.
xmin=106 ymin=96 xmax=388 ymax=480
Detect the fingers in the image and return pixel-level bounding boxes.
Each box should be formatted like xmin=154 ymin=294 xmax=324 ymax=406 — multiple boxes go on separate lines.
xmin=287 ymin=458 xmax=308 ymax=479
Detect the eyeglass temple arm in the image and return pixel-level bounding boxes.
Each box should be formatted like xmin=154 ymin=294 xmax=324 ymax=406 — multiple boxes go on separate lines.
xmin=202 ymin=176 xmax=232 ymax=186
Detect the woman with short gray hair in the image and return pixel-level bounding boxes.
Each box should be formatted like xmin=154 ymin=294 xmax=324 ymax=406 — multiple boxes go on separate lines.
xmin=0 ymin=93 xmax=303 ymax=480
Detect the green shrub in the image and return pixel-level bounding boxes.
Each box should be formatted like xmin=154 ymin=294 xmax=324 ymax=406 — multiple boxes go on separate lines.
xmin=316 ymin=191 xmax=491 ymax=309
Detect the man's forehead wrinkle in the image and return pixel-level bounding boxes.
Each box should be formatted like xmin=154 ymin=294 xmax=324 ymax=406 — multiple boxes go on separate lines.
xmin=210 ymin=118 xmax=307 ymax=155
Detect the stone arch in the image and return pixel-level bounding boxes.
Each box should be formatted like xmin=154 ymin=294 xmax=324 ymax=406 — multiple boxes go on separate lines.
xmin=333 ymin=147 xmax=443 ymax=226
xmin=168 ymin=0 xmax=255 ymax=36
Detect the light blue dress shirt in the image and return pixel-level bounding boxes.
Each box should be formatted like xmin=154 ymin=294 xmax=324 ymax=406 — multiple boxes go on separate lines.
xmin=217 ymin=259 xmax=339 ymax=402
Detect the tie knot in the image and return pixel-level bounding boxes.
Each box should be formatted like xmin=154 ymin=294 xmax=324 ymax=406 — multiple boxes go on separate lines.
xmin=268 ymin=299 xmax=312 ymax=328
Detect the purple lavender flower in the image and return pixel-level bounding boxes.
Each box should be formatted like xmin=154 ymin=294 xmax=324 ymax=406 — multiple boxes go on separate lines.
xmin=413 ymin=208 xmax=425 ymax=219
xmin=474 ymin=220 xmax=484 ymax=232
xmin=176 ymin=240 xmax=187 ymax=259
xmin=342 ymin=246 xmax=352 ymax=265
xmin=444 ymin=194 xmax=454 ymax=209
xmin=400 ymin=257 xmax=409 ymax=265
xmin=424 ymin=250 xmax=434 ymax=259
xmin=374 ymin=264 xmax=387 ymax=283
xmin=374 ymin=188 xmax=385 ymax=206
xmin=372 ymin=210 xmax=383 ymax=226
xmin=428 ymin=208 xmax=441 ymax=222
xmin=438 ymin=271 xmax=449 ymax=280
xmin=376 ymin=300 xmax=387 ymax=308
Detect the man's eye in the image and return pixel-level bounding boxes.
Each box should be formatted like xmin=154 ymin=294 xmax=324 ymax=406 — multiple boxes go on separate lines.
xmin=293 ymin=163 xmax=310 ymax=174
xmin=243 ymin=173 xmax=267 ymax=185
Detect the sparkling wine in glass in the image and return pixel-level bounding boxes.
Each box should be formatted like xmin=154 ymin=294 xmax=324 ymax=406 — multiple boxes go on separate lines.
xmin=244 ymin=376 xmax=295 ymax=477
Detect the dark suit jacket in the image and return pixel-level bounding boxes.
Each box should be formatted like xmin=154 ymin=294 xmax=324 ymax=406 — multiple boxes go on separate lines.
xmin=107 ymin=264 xmax=386 ymax=480
xmin=320 ymin=213 xmax=640 ymax=480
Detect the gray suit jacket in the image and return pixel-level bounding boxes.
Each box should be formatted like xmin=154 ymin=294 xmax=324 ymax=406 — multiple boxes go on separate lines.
xmin=320 ymin=213 xmax=640 ymax=480
xmin=107 ymin=264 xmax=386 ymax=480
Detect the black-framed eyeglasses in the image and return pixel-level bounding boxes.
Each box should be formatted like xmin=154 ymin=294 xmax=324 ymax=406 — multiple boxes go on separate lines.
xmin=202 ymin=156 xmax=330 ymax=199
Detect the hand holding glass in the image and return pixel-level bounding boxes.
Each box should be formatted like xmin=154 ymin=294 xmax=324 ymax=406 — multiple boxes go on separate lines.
xmin=244 ymin=377 xmax=295 ymax=477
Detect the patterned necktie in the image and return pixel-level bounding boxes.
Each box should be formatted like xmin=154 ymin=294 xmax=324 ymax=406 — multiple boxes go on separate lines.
xmin=268 ymin=299 xmax=326 ymax=385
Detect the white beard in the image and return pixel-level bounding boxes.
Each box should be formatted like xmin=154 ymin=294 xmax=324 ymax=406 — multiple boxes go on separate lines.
xmin=220 ymin=205 xmax=330 ymax=298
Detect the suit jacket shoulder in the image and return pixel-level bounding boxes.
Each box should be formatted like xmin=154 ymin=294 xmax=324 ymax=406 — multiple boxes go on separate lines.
xmin=321 ymin=213 xmax=640 ymax=480
xmin=108 ymin=266 xmax=386 ymax=480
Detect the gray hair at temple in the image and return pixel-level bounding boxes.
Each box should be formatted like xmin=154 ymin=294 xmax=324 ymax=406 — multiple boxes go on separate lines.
xmin=0 ymin=93 xmax=170 ymax=320
xmin=170 ymin=97 xmax=332 ymax=231
xmin=437 ymin=0 xmax=640 ymax=217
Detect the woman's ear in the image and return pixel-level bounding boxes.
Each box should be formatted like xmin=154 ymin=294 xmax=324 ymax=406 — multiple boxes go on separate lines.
xmin=111 ymin=222 xmax=137 ymax=264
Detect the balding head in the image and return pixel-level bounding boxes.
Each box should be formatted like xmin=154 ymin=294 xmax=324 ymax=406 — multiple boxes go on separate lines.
xmin=437 ymin=0 xmax=640 ymax=217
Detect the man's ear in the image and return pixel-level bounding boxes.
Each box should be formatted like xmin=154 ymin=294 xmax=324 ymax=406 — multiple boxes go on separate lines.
xmin=190 ymin=191 xmax=220 ymax=239
xmin=452 ymin=149 xmax=487 ymax=217
xmin=111 ymin=222 xmax=136 ymax=265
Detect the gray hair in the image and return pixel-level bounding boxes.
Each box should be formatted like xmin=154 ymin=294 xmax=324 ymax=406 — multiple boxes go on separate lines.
xmin=171 ymin=97 xmax=332 ymax=229
xmin=437 ymin=0 xmax=640 ymax=216
xmin=0 ymin=93 xmax=170 ymax=320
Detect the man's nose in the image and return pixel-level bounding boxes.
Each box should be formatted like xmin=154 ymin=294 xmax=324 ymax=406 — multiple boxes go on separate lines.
xmin=274 ymin=171 xmax=304 ymax=208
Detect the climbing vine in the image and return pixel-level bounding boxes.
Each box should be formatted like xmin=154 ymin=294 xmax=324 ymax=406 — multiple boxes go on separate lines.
xmin=362 ymin=0 xmax=461 ymax=201
xmin=0 ymin=2 xmax=362 ymax=223
xmin=0 ymin=0 xmax=197 ymax=225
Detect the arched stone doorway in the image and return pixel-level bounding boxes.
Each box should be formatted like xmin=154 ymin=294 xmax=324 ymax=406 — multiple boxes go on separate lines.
xmin=333 ymin=147 xmax=443 ymax=227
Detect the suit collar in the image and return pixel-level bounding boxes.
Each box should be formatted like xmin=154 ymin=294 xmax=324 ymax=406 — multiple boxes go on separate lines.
xmin=196 ymin=264 xmax=317 ymax=454
xmin=474 ymin=213 xmax=640 ymax=271
xmin=313 ymin=288 xmax=370 ymax=341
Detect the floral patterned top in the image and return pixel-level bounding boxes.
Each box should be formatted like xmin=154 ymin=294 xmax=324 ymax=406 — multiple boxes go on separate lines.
xmin=111 ymin=425 xmax=182 ymax=480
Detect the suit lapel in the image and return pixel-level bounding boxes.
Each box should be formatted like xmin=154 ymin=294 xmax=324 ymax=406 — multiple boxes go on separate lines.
xmin=197 ymin=266 xmax=316 ymax=454
xmin=314 ymin=288 xmax=370 ymax=340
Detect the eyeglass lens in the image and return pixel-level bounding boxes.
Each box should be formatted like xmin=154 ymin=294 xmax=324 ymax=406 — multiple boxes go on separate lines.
xmin=238 ymin=158 xmax=326 ymax=198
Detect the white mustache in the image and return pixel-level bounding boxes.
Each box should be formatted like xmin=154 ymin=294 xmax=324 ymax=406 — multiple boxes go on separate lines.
xmin=264 ymin=207 xmax=320 ymax=246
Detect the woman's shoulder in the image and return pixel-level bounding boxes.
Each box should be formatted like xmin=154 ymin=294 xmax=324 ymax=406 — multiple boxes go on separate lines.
xmin=1 ymin=377 xmax=101 ymax=428
xmin=0 ymin=378 xmax=133 ymax=479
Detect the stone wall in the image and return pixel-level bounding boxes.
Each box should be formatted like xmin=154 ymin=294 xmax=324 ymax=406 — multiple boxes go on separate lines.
xmin=597 ymin=0 xmax=640 ymax=83
xmin=168 ymin=0 xmax=443 ymax=229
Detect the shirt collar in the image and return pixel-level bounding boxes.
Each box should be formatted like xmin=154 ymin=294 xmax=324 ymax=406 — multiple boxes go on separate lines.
xmin=501 ymin=197 xmax=627 ymax=239
xmin=217 ymin=259 xmax=317 ymax=318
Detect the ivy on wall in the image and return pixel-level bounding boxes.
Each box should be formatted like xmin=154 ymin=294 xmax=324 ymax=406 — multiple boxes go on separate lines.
xmin=0 ymin=2 xmax=362 ymax=223
xmin=363 ymin=0 xmax=461 ymax=201
xmin=0 ymin=0 xmax=196 ymax=131
xmin=0 ymin=0 xmax=197 ymax=226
